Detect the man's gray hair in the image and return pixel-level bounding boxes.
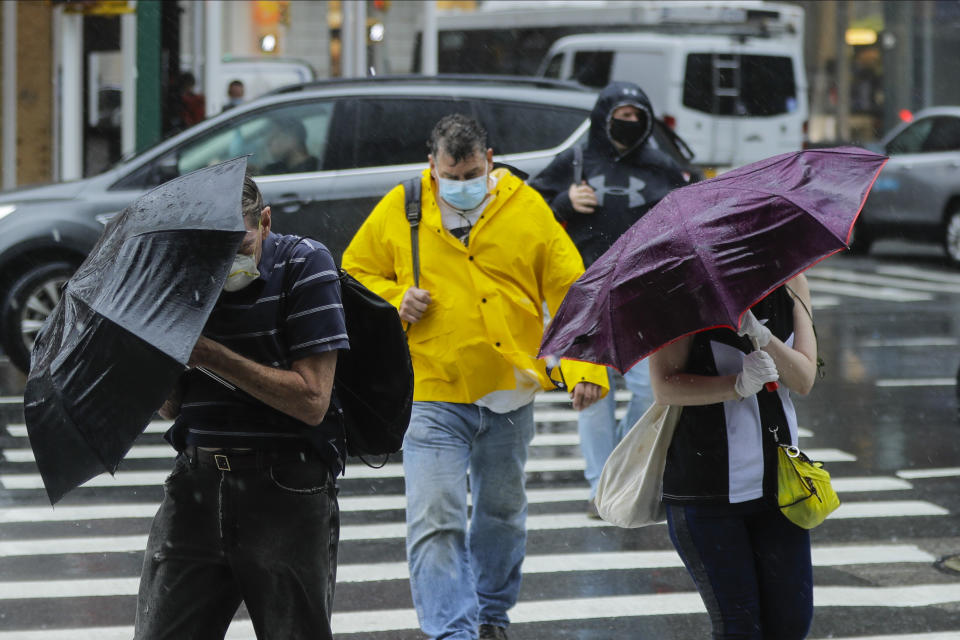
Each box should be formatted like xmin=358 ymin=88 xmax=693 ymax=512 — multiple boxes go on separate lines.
xmin=242 ymin=174 xmax=264 ymax=223
xmin=428 ymin=114 xmax=488 ymax=162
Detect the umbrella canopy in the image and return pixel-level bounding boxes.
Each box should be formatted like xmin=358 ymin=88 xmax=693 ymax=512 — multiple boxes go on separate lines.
xmin=24 ymin=157 xmax=249 ymax=503
xmin=539 ymin=146 xmax=888 ymax=372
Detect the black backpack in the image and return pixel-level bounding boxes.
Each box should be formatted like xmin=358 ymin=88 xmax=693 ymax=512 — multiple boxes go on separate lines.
xmin=335 ymin=269 xmax=413 ymax=459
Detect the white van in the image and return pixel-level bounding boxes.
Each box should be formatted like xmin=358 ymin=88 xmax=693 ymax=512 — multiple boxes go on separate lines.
xmin=538 ymin=28 xmax=807 ymax=171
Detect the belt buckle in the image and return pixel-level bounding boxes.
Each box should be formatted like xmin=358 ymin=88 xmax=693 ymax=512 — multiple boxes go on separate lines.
xmin=214 ymin=454 xmax=231 ymax=471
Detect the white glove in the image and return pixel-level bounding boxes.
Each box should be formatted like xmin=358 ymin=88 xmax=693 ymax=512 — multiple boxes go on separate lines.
xmin=737 ymin=310 xmax=772 ymax=348
xmin=734 ymin=350 xmax=779 ymax=398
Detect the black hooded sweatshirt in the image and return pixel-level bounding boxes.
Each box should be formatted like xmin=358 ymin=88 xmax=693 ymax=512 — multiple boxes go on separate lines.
xmin=530 ymin=82 xmax=689 ymax=267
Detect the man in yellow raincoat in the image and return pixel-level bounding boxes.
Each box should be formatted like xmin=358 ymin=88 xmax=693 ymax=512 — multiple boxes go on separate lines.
xmin=342 ymin=114 xmax=608 ymax=640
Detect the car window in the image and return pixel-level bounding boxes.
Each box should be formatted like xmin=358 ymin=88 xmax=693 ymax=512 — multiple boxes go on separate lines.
xmin=350 ymin=98 xmax=475 ymax=168
xmin=178 ymin=102 xmax=334 ymax=176
xmin=683 ymin=54 xmax=797 ymax=117
xmin=542 ymin=53 xmax=563 ymax=79
xmin=112 ymin=101 xmax=335 ymax=190
xmin=571 ymin=51 xmax=613 ymax=87
xmin=923 ymin=117 xmax=960 ymax=153
xmin=478 ymin=101 xmax=587 ymax=155
xmin=886 ymin=118 xmax=935 ymax=155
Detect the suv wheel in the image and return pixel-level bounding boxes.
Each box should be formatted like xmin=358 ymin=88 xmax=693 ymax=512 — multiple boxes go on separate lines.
xmin=944 ymin=206 xmax=960 ymax=267
xmin=1 ymin=262 xmax=75 ymax=373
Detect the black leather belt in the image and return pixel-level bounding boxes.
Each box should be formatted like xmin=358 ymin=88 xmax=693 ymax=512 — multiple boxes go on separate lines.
xmin=185 ymin=447 xmax=315 ymax=472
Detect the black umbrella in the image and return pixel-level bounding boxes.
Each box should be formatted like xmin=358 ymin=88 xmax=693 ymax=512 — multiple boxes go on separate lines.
xmin=24 ymin=157 xmax=249 ymax=504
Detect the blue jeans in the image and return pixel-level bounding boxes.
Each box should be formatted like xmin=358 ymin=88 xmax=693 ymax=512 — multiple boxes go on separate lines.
xmin=403 ymin=401 xmax=536 ymax=640
xmin=578 ymin=362 xmax=653 ymax=497
xmin=666 ymin=500 xmax=813 ymax=640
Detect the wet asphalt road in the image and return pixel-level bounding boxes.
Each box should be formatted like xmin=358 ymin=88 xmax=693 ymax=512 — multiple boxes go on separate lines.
xmin=1 ymin=240 xmax=960 ymax=639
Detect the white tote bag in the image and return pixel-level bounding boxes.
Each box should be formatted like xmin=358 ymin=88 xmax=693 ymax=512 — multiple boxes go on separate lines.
xmin=594 ymin=403 xmax=682 ymax=528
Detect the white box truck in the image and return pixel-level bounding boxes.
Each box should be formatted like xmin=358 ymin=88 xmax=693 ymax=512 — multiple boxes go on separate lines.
xmin=535 ymin=2 xmax=807 ymax=172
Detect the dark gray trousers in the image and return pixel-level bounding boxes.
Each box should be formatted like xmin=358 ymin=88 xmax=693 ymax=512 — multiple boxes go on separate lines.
xmin=135 ymin=453 xmax=339 ymax=640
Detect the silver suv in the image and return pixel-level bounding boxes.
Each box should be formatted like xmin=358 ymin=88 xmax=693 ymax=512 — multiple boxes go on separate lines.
xmin=0 ymin=75 xmax=696 ymax=373
xmin=852 ymin=107 xmax=960 ymax=264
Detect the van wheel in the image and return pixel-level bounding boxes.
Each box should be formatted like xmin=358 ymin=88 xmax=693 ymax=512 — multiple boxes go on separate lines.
xmin=846 ymin=222 xmax=872 ymax=255
xmin=944 ymin=207 xmax=960 ymax=267
xmin=1 ymin=262 xmax=75 ymax=373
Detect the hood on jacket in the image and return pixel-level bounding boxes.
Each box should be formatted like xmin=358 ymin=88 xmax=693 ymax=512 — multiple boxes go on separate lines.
xmin=588 ymin=81 xmax=655 ymax=159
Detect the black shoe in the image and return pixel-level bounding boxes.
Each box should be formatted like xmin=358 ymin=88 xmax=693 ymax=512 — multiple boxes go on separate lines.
xmin=478 ymin=623 xmax=508 ymax=640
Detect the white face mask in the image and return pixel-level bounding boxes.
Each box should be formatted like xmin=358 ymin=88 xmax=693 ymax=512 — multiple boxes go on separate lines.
xmin=223 ymin=252 xmax=260 ymax=292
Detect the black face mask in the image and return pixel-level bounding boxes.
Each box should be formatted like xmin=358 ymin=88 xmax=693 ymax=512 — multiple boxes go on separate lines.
xmin=609 ymin=116 xmax=650 ymax=149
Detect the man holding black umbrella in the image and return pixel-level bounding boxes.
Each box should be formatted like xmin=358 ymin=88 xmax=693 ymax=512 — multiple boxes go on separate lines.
xmin=134 ymin=176 xmax=348 ymax=640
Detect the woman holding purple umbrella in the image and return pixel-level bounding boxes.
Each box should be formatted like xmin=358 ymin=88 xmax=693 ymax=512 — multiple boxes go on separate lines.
xmin=649 ymin=272 xmax=819 ymax=640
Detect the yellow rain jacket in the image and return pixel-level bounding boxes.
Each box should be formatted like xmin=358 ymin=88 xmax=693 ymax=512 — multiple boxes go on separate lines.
xmin=342 ymin=167 xmax=609 ymax=404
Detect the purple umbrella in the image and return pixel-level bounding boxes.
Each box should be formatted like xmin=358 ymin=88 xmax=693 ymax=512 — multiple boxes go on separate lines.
xmin=539 ymin=146 xmax=888 ymax=373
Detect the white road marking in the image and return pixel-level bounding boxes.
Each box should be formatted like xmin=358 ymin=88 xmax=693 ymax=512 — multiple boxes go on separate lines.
xmin=875 ymin=378 xmax=954 ymax=387
xmin=804 ymin=278 xmax=932 ymax=302
xmin=2 ymin=584 xmax=959 ymax=637
xmin=898 ymin=467 xmax=960 ymax=479
xmin=861 ymin=337 xmax=959 ymax=348
xmin=875 ymin=264 xmax=960 ymax=285
xmin=811 ymin=267 xmax=960 ymax=294
xmin=0 ymin=500 xmax=944 ymax=555
xmin=0 ymin=476 xmax=910 ymax=524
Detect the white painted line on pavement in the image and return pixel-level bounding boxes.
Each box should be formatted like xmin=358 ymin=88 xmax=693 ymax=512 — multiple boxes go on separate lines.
xmin=811 ymin=267 xmax=960 ymax=294
xmin=898 ymin=467 xmax=960 ymax=480
xmin=1 ymin=584 xmax=959 ymax=638
xmin=831 ymin=476 xmax=912 ymax=492
xmin=536 ymin=390 xmax=632 ymax=403
xmin=875 ymin=378 xmax=955 ymax=387
xmin=806 ymin=448 xmax=857 ymax=462
xmin=0 ymin=500 xmax=944 ymax=554
xmin=803 ymin=278 xmax=931 ymax=302
xmin=875 ymin=264 xmax=960 ymax=285
xmin=832 ymin=500 xmax=949 ymax=519
xmin=810 ymin=294 xmax=841 ymax=308
xmin=2 ymin=433 xmax=586 ymax=464
xmin=0 ymin=455 xmax=592 ymax=488
xmin=861 ymin=337 xmax=959 ymax=348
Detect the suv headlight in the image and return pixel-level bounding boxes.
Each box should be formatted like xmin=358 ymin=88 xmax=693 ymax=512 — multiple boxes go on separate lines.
xmin=0 ymin=204 xmax=15 ymax=220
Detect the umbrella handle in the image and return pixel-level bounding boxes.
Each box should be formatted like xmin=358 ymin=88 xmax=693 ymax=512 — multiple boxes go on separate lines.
xmin=749 ymin=337 xmax=780 ymax=392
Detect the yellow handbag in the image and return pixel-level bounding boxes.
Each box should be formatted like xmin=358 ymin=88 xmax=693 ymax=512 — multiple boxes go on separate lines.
xmin=776 ymin=444 xmax=841 ymax=529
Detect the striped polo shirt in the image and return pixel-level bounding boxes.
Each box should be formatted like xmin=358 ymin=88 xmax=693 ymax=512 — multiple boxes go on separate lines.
xmin=167 ymin=233 xmax=350 ymax=473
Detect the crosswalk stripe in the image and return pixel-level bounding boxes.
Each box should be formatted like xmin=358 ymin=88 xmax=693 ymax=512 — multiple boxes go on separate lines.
xmin=3 ymin=422 xmax=813 ymax=442
xmin=875 ymin=378 xmax=955 ymax=387
xmin=811 ymin=267 xmax=960 ymax=294
xmin=3 ymin=583 xmax=958 ymax=636
xmin=0 ymin=476 xmax=908 ymax=524
xmin=0 ymin=543 xmax=935 ymax=595
xmin=0 ymin=500 xmax=945 ymax=553
xmin=860 ymin=337 xmax=960 ymax=348
xmin=874 ymin=264 xmax=960 ymax=285
xmin=898 ymin=467 xmax=960 ymax=479
xmin=805 ymin=277 xmax=932 ymax=302
xmin=1 ymin=446 xmax=851 ymax=488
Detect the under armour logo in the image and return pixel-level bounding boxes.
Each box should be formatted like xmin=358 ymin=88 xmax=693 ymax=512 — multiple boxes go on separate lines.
xmin=587 ymin=175 xmax=647 ymax=208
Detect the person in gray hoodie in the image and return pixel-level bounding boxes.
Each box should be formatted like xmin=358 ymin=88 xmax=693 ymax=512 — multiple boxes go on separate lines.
xmin=530 ymin=81 xmax=690 ymax=517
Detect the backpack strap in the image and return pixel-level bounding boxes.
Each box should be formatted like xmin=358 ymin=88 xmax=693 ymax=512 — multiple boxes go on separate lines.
xmin=403 ymin=177 xmax=422 ymax=289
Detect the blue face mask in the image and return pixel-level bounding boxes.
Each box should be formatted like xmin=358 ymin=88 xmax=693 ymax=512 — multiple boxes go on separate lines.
xmin=437 ymin=171 xmax=488 ymax=211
